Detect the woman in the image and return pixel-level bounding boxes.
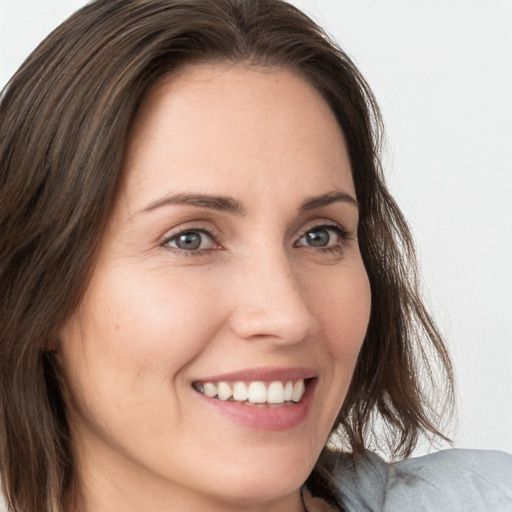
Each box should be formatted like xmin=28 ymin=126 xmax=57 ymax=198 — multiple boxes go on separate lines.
xmin=0 ymin=1 xmax=510 ymax=511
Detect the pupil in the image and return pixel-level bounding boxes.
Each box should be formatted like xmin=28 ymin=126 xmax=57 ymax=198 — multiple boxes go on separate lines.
xmin=176 ymin=232 xmax=201 ymax=250
xmin=307 ymin=230 xmax=329 ymax=247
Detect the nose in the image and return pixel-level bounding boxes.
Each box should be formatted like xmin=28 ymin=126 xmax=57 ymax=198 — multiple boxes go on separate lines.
xmin=228 ymin=252 xmax=319 ymax=345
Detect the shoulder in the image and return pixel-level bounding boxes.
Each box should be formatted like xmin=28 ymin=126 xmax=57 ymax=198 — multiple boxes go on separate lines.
xmin=386 ymin=449 xmax=512 ymax=511
xmin=328 ymin=449 xmax=512 ymax=512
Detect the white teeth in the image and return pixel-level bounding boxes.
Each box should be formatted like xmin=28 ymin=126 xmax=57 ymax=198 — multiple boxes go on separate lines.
xmin=267 ymin=381 xmax=285 ymax=404
xmin=203 ymin=382 xmax=217 ymax=398
xmin=284 ymin=381 xmax=293 ymax=401
xmin=217 ymin=382 xmax=232 ymax=401
xmin=248 ymin=381 xmax=267 ymax=403
xmin=232 ymin=381 xmax=248 ymax=401
xmin=196 ymin=378 xmax=308 ymax=405
xmin=291 ymin=379 xmax=305 ymax=402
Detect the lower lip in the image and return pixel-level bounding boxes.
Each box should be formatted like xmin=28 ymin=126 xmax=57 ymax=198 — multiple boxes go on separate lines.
xmin=196 ymin=380 xmax=316 ymax=431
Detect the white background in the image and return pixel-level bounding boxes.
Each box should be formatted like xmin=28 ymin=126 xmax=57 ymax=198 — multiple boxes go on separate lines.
xmin=1 ymin=0 xmax=511 ymax=456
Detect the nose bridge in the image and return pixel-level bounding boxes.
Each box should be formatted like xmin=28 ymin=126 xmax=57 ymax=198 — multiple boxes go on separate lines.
xmin=229 ymin=245 xmax=319 ymax=343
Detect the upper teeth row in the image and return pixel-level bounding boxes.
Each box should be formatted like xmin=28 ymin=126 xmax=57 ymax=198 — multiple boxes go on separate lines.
xmin=195 ymin=379 xmax=306 ymax=404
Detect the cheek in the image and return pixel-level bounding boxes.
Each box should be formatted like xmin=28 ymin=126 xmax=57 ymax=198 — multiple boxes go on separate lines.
xmin=300 ymin=262 xmax=370 ymax=447
xmin=313 ymin=264 xmax=371 ymax=361
xmin=94 ymin=269 xmax=223 ymax=360
xmin=57 ymin=267 xmax=228 ymax=413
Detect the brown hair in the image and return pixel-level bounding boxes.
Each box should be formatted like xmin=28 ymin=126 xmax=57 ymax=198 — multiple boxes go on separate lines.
xmin=0 ymin=0 xmax=453 ymax=510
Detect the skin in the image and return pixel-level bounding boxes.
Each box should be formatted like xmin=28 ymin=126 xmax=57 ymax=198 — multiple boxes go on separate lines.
xmin=58 ymin=64 xmax=372 ymax=512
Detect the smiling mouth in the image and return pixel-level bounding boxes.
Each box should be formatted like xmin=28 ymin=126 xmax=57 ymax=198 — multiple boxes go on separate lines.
xmin=193 ymin=379 xmax=311 ymax=406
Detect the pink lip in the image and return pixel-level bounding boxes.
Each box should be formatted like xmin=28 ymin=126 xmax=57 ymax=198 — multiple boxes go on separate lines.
xmin=193 ymin=366 xmax=317 ymax=383
xmin=192 ymin=371 xmax=318 ymax=432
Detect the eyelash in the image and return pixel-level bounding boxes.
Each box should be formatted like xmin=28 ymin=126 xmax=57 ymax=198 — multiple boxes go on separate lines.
xmin=295 ymin=223 xmax=351 ymax=254
xmin=160 ymin=222 xmax=351 ymax=256
xmin=160 ymin=225 xmax=219 ymax=256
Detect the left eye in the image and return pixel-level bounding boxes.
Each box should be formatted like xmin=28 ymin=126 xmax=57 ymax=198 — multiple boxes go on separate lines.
xmin=296 ymin=225 xmax=346 ymax=248
xmin=164 ymin=230 xmax=215 ymax=251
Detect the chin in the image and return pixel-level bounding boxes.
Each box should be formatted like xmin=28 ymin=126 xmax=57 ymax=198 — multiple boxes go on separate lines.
xmin=198 ymin=443 xmax=317 ymax=505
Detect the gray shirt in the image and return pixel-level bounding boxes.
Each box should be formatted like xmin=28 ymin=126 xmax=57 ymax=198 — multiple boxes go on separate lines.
xmin=327 ymin=449 xmax=512 ymax=511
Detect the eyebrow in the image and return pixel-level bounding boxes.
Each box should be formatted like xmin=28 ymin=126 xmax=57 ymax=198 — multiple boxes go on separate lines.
xmin=140 ymin=190 xmax=358 ymax=215
xmin=299 ymin=191 xmax=358 ymax=211
xmin=141 ymin=193 xmax=247 ymax=215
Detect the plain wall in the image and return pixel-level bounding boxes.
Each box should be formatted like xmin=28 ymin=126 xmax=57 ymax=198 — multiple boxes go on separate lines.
xmin=1 ymin=0 xmax=511 ymax=455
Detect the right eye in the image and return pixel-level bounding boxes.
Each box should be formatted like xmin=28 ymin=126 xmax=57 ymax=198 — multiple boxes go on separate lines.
xmin=162 ymin=229 xmax=216 ymax=252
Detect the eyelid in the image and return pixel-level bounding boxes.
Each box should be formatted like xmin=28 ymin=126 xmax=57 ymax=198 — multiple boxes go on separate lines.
xmin=293 ymin=221 xmax=353 ymax=256
xmin=159 ymin=223 xmax=222 ymax=252
xmin=295 ymin=221 xmax=350 ymax=242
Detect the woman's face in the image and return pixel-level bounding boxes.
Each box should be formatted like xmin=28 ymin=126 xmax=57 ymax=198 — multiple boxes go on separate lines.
xmin=58 ymin=64 xmax=371 ymax=511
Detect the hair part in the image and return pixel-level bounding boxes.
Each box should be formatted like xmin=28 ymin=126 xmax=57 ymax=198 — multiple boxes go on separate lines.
xmin=0 ymin=1 xmax=454 ymax=510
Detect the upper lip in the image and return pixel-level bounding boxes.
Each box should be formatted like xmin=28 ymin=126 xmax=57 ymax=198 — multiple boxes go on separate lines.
xmin=193 ymin=367 xmax=318 ymax=383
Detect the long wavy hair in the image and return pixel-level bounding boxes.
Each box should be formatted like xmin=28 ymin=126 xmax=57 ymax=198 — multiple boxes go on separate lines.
xmin=0 ymin=0 xmax=453 ymax=510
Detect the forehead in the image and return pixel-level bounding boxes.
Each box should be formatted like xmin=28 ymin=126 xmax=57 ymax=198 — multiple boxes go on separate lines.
xmin=120 ymin=63 xmax=353 ymax=212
